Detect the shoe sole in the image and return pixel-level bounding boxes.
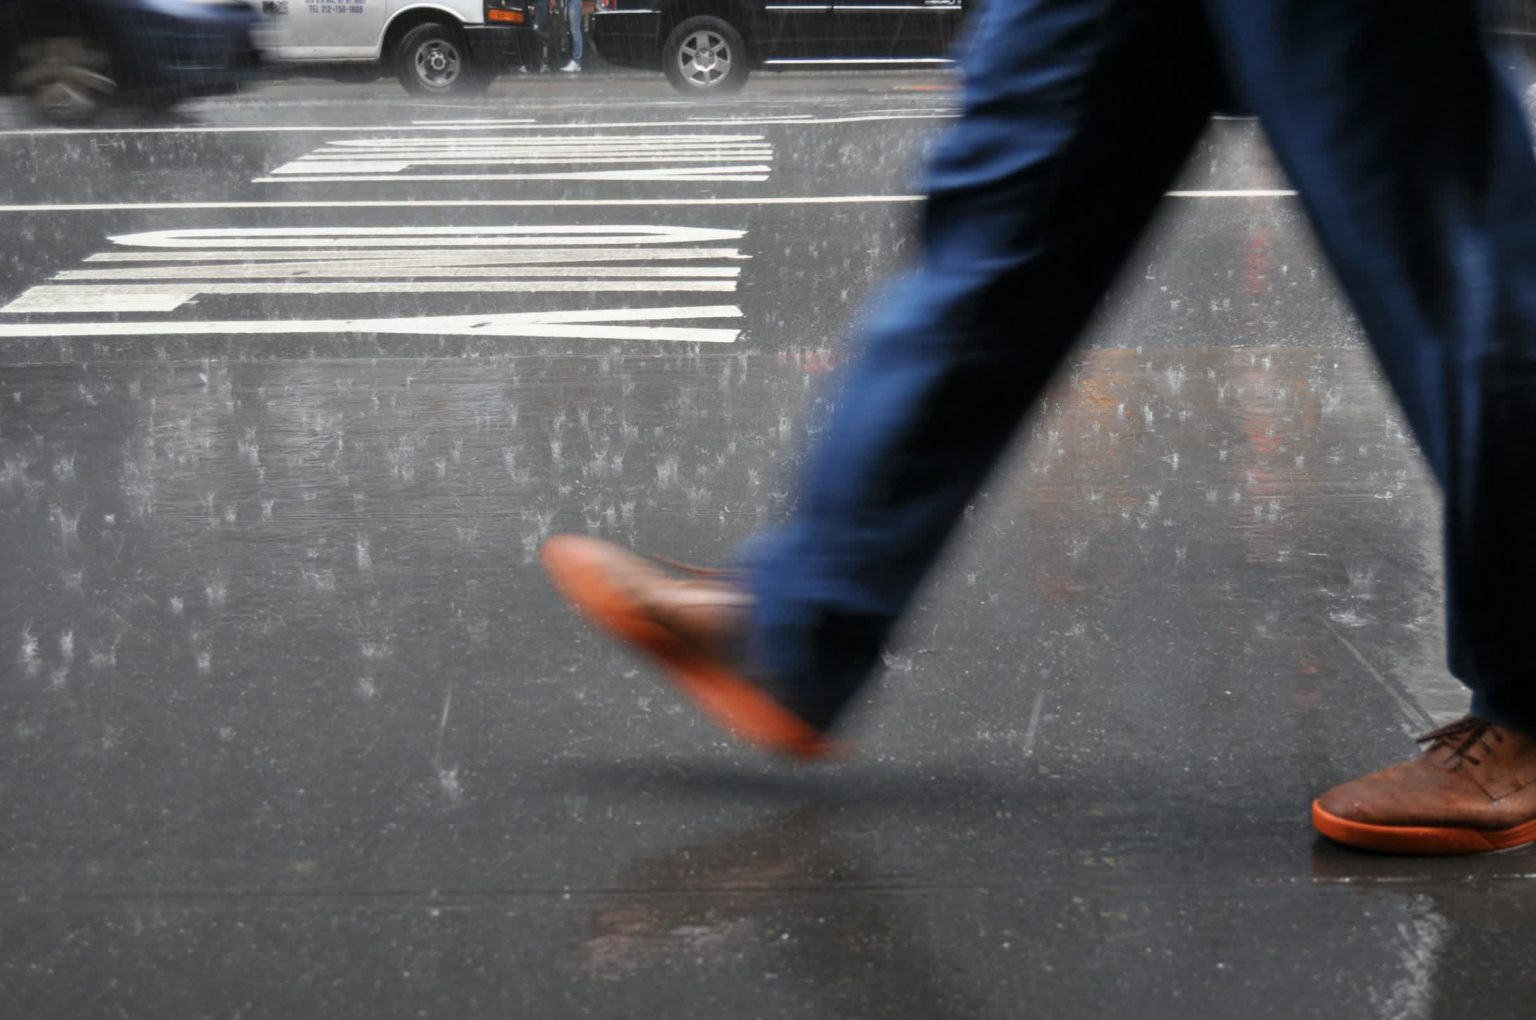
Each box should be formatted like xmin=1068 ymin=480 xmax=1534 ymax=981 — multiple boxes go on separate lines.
xmin=541 ymin=537 xmax=836 ymax=761
xmin=1312 ymin=800 xmax=1536 ymax=855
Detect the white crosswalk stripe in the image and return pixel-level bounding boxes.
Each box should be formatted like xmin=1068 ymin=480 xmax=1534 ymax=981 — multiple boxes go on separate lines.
xmin=261 ymin=133 xmax=775 ymax=183
xmin=0 ymin=225 xmax=751 ymax=343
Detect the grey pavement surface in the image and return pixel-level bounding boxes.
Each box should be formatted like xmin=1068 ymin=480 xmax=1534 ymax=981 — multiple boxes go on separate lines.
xmin=1 ymin=73 xmax=1533 ymax=1019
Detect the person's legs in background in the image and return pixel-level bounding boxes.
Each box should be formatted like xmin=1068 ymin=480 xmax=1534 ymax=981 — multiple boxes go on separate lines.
xmin=566 ymin=0 xmax=583 ymax=68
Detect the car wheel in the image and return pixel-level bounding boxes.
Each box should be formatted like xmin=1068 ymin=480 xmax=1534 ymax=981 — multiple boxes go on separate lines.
xmin=395 ymin=23 xmax=490 ymax=95
xmin=13 ymin=35 xmax=116 ymax=123
xmin=662 ymin=16 xmax=748 ymax=95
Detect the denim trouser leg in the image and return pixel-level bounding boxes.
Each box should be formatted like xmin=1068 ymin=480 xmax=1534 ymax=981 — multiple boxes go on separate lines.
xmin=1207 ymin=0 xmax=1536 ymax=736
xmin=744 ymin=0 xmax=1221 ymax=727
xmin=569 ymin=0 xmax=583 ymax=63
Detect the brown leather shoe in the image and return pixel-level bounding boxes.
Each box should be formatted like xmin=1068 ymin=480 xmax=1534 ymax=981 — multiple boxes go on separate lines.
xmin=1313 ymin=715 xmax=1536 ymax=854
xmin=539 ymin=535 xmax=837 ymax=760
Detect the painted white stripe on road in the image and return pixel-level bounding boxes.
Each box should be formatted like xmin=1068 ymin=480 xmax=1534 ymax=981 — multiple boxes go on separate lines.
xmin=267 ymin=133 xmax=776 ymax=181
xmin=58 ymin=262 xmax=735 ymax=280
xmin=329 ymin=133 xmax=770 ymax=145
xmin=256 ymin=166 xmax=774 ymax=183
xmin=0 ymin=193 xmax=1293 ymax=213
xmin=271 ymin=155 xmax=773 ymax=173
xmin=106 ymin=225 xmax=747 ymax=247
xmin=0 ymin=112 xmax=951 ymax=137
xmin=3 ymin=280 xmax=739 ymax=313
xmin=404 ymin=113 xmax=953 ymax=128
xmin=2 ymin=223 xmax=752 ymax=342
xmin=0 ymin=305 xmax=744 ymax=344
xmin=81 ymin=253 xmax=743 ymax=269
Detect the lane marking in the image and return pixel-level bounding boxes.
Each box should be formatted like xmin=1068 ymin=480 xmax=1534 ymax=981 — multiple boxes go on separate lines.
xmin=5 ymin=281 xmax=740 ymax=313
xmin=58 ymin=263 xmax=734 ymax=280
xmin=263 ymin=132 xmax=775 ymax=184
xmin=0 ymin=110 xmax=953 ymax=137
xmin=0 ymin=306 xmax=744 ymax=343
xmin=83 ymin=253 xmax=742 ymax=270
xmin=0 ymin=225 xmax=751 ymax=342
xmin=104 ymin=225 xmax=748 ymax=246
xmin=325 ymin=133 xmax=771 ymax=146
xmin=0 ymin=191 xmax=1294 ymax=213
xmin=257 ymin=167 xmax=773 ymax=183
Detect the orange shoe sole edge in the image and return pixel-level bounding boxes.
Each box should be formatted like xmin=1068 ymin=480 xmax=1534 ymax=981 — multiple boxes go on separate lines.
xmin=541 ymin=540 xmax=838 ymax=761
xmin=1311 ymin=800 xmax=1536 ymax=855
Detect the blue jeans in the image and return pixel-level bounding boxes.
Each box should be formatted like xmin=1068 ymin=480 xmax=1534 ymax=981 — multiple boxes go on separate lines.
xmin=745 ymin=0 xmax=1536 ymax=736
xmin=568 ymin=0 xmax=582 ymax=64
xmin=529 ymin=0 xmax=554 ymax=65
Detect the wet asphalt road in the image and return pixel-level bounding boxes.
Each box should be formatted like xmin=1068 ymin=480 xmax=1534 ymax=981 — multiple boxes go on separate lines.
xmin=1 ymin=73 xmax=1533 ymax=1019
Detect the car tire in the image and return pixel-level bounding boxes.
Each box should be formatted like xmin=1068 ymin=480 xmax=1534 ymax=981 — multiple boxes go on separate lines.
xmin=394 ymin=23 xmax=491 ymax=95
xmin=13 ymin=34 xmax=116 ymax=123
xmin=662 ymin=16 xmax=748 ymax=95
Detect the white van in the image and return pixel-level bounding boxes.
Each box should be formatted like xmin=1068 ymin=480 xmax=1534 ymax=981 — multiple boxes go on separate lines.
xmin=252 ymin=0 xmax=537 ymax=94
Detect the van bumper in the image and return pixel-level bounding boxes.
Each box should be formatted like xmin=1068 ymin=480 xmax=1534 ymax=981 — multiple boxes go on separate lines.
xmin=464 ymin=23 xmax=539 ymax=68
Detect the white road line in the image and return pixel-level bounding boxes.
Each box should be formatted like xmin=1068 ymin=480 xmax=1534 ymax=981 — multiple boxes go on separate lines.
xmin=255 ymin=167 xmax=774 ymax=183
xmin=82 ymin=253 xmax=743 ymax=269
xmin=64 ymin=251 xmax=745 ymax=271
xmin=58 ymin=262 xmax=735 ymax=279
xmin=3 ymin=222 xmax=751 ymax=340
xmin=0 ymin=111 xmax=953 ymax=137
xmin=2 ymin=280 xmax=739 ymax=313
xmin=84 ymin=253 xmax=743 ymax=273
xmin=0 ymin=197 xmax=914 ymax=212
xmin=0 ymin=192 xmax=1296 ymax=213
xmin=270 ymin=155 xmax=773 ymax=172
xmin=329 ymin=133 xmax=770 ymax=145
xmin=267 ymin=133 xmax=776 ymax=180
xmin=0 ymin=305 xmax=744 ymax=344
xmin=106 ymin=225 xmax=747 ymax=247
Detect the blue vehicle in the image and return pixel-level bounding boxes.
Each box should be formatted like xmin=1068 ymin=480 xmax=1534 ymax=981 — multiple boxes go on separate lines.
xmin=1 ymin=0 xmax=262 ymax=121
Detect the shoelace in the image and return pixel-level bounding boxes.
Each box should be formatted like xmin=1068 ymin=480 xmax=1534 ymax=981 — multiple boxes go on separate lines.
xmin=1416 ymin=715 xmax=1506 ymax=767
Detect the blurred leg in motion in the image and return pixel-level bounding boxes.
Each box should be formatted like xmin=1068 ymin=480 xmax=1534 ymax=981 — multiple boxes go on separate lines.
xmin=544 ymin=0 xmax=1223 ymax=754
xmin=1205 ymin=1 xmax=1536 ymax=853
xmin=742 ymin=0 xmax=1221 ymax=727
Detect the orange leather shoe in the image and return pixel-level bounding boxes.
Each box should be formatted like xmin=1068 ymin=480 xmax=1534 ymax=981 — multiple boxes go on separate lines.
xmin=1313 ymin=715 xmax=1536 ymax=854
xmin=540 ymin=535 xmax=838 ymax=760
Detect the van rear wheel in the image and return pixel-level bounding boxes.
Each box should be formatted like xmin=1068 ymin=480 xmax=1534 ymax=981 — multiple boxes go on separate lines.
xmin=394 ymin=23 xmax=491 ymax=95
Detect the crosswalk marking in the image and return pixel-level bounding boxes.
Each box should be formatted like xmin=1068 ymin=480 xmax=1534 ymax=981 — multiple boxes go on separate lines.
xmin=0 ymin=225 xmax=751 ymax=343
xmin=260 ymin=133 xmax=774 ymax=184
xmin=103 ymin=225 xmax=748 ymax=246
xmin=0 ymin=306 xmax=744 ymax=343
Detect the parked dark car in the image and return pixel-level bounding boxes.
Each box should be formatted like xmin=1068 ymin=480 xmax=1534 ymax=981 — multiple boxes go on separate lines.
xmin=590 ymin=0 xmax=965 ymax=94
xmin=0 ymin=0 xmax=262 ymax=122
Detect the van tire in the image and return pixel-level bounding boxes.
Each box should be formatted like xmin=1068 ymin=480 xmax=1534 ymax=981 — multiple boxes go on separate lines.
xmin=394 ymin=22 xmax=490 ymax=95
xmin=662 ymin=16 xmax=748 ymax=95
